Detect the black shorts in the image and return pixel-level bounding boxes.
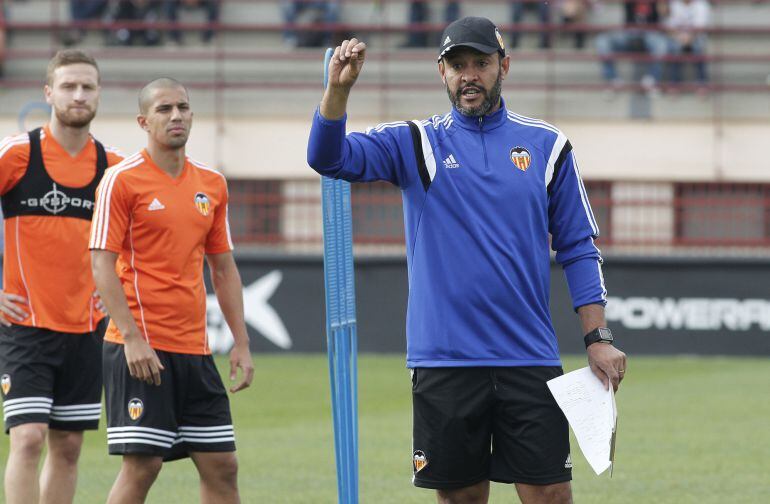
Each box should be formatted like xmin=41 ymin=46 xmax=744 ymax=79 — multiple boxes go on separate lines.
xmin=0 ymin=321 xmax=105 ymax=433
xmin=103 ymin=341 xmax=235 ymax=462
xmin=411 ymin=366 xmax=571 ymax=489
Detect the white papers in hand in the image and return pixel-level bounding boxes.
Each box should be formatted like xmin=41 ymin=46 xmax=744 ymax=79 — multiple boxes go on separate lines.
xmin=546 ymin=367 xmax=617 ymax=475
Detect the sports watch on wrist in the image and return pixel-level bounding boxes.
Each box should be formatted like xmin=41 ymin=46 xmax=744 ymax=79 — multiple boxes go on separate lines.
xmin=584 ymin=327 xmax=613 ymax=348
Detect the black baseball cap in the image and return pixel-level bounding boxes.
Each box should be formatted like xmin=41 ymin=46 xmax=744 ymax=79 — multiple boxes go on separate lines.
xmin=437 ymin=16 xmax=506 ymax=62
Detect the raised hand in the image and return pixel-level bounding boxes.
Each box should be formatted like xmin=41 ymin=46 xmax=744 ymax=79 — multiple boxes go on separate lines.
xmin=320 ymin=38 xmax=367 ymax=120
xmin=327 ymin=38 xmax=367 ymax=91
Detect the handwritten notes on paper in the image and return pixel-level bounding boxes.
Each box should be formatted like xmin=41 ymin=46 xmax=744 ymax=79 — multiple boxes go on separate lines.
xmin=547 ymin=367 xmax=617 ymax=475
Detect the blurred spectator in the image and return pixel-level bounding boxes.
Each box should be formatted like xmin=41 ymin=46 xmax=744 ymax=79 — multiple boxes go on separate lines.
xmin=110 ymin=0 xmax=162 ymax=46
xmin=665 ymin=0 xmax=711 ymax=89
xmin=558 ymin=0 xmax=594 ymax=49
xmin=510 ymin=0 xmax=550 ymax=49
xmin=403 ymin=1 xmax=459 ymax=48
xmin=65 ymin=0 xmax=109 ymax=45
xmin=596 ymin=1 xmax=668 ymax=93
xmin=164 ymin=0 xmax=220 ymax=45
xmin=281 ymin=0 xmax=340 ymax=48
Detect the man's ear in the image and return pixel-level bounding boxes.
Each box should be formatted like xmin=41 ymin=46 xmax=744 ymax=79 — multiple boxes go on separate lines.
xmin=500 ymin=55 xmax=511 ymax=80
xmin=137 ymin=114 xmax=148 ymax=132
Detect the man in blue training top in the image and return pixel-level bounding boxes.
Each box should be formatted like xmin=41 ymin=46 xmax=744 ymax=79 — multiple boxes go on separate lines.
xmin=307 ymin=16 xmax=627 ymax=504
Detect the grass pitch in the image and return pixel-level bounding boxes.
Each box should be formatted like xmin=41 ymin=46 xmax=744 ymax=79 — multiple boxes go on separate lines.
xmin=1 ymin=354 xmax=768 ymax=503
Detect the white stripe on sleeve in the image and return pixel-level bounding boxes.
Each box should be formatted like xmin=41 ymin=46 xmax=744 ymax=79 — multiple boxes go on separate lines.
xmin=90 ymin=155 xmax=143 ymax=249
xmin=544 ymin=131 xmax=567 ymax=189
xmin=410 ymin=120 xmax=437 ymax=182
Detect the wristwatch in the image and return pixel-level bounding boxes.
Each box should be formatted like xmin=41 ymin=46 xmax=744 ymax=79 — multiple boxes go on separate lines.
xmin=584 ymin=327 xmax=613 ymax=348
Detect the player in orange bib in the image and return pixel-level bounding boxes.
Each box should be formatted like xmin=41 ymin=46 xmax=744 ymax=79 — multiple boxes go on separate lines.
xmin=90 ymin=78 xmax=254 ymax=504
xmin=0 ymin=50 xmax=124 ymax=504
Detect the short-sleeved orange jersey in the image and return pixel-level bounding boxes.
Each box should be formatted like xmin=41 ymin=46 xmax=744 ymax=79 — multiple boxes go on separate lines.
xmin=0 ymin=126 xmax=124 ymax=333
xmin=89 ymin=150 xmax=233 ymax=355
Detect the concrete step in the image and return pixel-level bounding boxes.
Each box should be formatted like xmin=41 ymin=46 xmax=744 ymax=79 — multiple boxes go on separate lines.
xmin=2 ymin=75 xmax=767 ymax=125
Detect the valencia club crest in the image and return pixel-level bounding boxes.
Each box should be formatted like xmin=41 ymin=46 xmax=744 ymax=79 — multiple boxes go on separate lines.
xmin=510 ymin=147 xmax=532 ymax=172
xmin=413 ymin=450 xmax=428 ymax=473
xmin=128 ymin=398 xmax=144 ymax=421
xmin=194 ymin=192 xmax=211 ymax=216
xmin=1 ymin=374 xmax=10 ymax=396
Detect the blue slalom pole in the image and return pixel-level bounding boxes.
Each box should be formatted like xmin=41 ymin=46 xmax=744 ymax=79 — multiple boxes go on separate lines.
xmin=321 ymin=47 xmax=359 ymax=504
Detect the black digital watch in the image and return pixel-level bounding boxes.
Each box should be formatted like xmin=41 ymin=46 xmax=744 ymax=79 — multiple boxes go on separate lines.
xmin=584 ymin=327 xmax=614 ymax=348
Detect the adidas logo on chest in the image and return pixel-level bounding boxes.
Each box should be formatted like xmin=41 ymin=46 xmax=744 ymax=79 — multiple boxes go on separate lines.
xmin=148 ymin=198 xmax=165 ymax=211
xmin=443 ymin=154 xmax=460 ymax=169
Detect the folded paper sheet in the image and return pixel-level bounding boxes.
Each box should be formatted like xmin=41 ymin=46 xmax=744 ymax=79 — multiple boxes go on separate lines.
xmin=547 ymin=367 xmax=617 ymax=475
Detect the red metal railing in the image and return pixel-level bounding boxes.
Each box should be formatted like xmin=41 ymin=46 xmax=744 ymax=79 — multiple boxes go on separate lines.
xmin=226 ymin=179 xmax=770 ymax=255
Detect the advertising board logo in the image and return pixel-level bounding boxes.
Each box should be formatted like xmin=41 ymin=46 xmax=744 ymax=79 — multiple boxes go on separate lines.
xmin=206 ymin=270 xmax=291 ymax=353
xmin=606 ymin=296 xmax=770 ymax=331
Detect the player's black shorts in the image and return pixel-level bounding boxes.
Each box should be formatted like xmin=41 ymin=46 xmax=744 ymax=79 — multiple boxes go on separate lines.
xmin=0 ymin=321 xmax=105 ymax=433
xmin=103 ymin=341 xmax=235 ymax=462
xmin=411 ymin=366 xmax=571 ymax=489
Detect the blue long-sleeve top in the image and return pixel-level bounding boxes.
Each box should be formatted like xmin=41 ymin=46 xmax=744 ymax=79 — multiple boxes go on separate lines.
xmin=308 ymin=98 xmax=606 ymax=368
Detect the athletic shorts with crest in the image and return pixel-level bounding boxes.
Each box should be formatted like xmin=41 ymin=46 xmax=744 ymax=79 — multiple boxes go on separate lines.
xmin=103 ymin=341 xmax=235 ymax=461
xmin=0 ymin=320 xmax=106 ymax=433
xmin=411 ymin=366 xmax=572 ymax=489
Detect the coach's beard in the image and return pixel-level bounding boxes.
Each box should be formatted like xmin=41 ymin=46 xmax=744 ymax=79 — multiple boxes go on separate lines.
xmin=447 ymin=74 xmax=503 ymax=118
